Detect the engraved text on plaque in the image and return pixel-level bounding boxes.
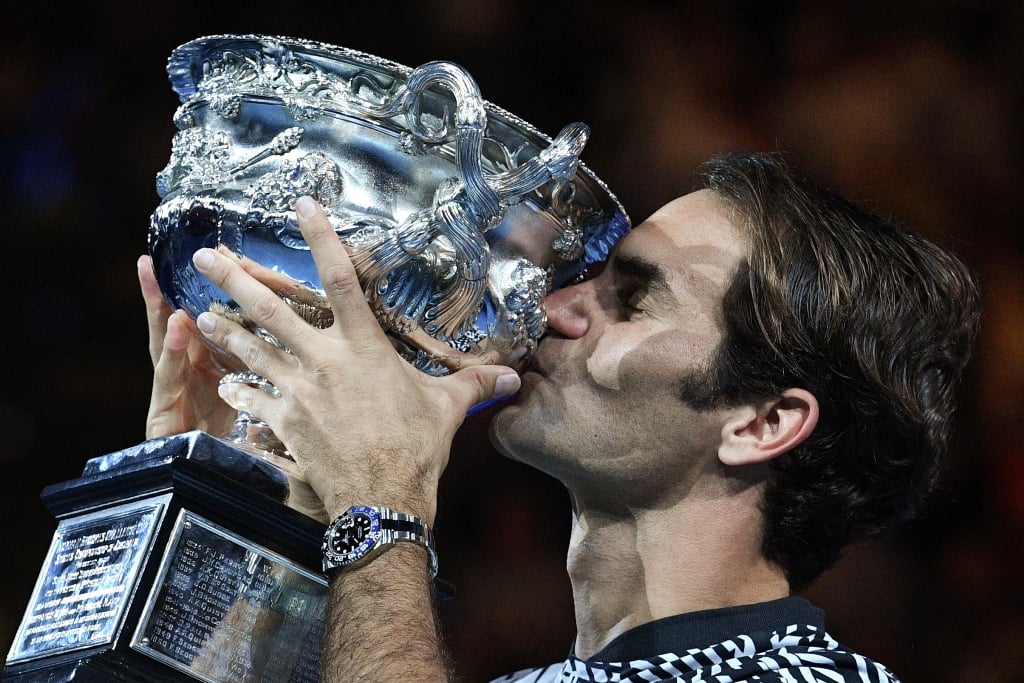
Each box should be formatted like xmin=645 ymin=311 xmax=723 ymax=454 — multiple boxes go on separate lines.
xmin=133 ymin=510 xmax=327 ymax=683
xmin=7 ymin=497 xmax=167 ymax=663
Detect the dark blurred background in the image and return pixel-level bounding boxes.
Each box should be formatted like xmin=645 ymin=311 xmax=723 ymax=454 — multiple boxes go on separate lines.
xmin=1 ymin=1 xmax=1022 ymax=681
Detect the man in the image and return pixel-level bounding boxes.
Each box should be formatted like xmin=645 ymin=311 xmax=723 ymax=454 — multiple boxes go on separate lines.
xmin=139 ymin=152 xmax=980 ymax=682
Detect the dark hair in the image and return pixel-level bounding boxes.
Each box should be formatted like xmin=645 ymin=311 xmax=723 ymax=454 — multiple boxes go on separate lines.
xmin=687 ymin=151 xmax=981 ymax=591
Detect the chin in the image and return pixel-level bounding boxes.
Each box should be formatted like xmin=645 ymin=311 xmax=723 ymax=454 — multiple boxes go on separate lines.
xmin=487 ymin=401 xmax=537 ymax=464
xmin=488 ymin=371 xmax=564 ymax=462
xmin=487 ymin=405 xmax=517 ymax=459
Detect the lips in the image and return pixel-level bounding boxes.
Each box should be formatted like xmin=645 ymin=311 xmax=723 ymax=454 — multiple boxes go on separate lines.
xmin=527 ymin=341 xmax=558 ymax=378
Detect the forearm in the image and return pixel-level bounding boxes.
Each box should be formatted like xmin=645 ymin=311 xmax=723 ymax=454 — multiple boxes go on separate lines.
xmin=322 ymin=543 xmax=451 ymax=682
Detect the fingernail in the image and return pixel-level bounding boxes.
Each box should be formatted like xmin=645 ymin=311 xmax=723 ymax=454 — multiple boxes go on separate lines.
xmin=196 ymin=312 xmax=216 ymax=334
xmin=494 ymin=373 xmax=521 ymax=397
xmin=193 ymin=248 xmax=216 ymax=269
xmin=165 ymin=313 xmax=190 ymax=351
xmin=295 ymin=195 xmax=317 ymax=218
xmin=218 ymin=382 xmax=251 ymax=412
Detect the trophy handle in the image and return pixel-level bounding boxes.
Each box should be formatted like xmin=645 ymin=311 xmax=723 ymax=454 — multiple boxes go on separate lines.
xmin=349 ymin=60 xmax=590 ymax=348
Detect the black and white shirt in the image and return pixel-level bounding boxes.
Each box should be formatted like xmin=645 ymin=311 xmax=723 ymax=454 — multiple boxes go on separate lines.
xmin=490 ymin=597 xmax=899 ymax=683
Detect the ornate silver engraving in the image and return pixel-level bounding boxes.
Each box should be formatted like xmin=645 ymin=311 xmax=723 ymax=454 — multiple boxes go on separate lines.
xmin=243 ymin=152 xmax=344 ymax=214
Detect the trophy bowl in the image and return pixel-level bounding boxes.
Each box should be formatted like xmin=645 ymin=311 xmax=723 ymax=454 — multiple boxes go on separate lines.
xmin=149 ymin=34 xmax=630 ymax=401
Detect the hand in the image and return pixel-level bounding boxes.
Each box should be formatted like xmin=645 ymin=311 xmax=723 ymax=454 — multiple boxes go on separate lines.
xmin=138 ymin=255 xmax=239 ymax=439
xmin=189 ymin=196 xmax=521 ymax=523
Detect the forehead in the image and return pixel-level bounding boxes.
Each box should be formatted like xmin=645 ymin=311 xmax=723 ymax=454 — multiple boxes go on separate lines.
xmin=612 ymin=190 xmax=746 ymax=274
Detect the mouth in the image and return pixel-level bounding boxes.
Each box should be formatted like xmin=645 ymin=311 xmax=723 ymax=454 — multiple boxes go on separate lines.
xmin=526 ymin=348 xmax=548 ymax=377
xmin=529 ymin=330 xmax=564 ymax=375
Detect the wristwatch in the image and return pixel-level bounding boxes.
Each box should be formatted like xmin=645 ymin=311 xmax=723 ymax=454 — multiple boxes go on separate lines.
xmin=322 ymin=505 xmax=438 ymax=579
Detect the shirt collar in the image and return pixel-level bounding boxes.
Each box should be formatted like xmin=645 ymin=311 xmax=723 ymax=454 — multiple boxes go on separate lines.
xmin=584 ymin=596 xmax=826 ymax=662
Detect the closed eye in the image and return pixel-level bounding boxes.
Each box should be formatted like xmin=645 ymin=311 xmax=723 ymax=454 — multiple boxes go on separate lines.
xmin=611 ymin=254 xmax=667 ymax=320
xmin=617 ymin=286 xmax=646 ymax=318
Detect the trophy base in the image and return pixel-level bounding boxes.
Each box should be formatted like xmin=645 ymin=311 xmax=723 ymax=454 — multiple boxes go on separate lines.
xmin=3 ymin=431 xmax=329 ymax=683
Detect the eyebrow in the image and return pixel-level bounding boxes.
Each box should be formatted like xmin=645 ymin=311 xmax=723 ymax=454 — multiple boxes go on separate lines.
xmin=612 ymin=253 xmax=671 ymax=296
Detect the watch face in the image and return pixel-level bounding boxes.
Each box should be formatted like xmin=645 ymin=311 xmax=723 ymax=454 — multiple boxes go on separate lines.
xmin=326 ymin=507 xmax=381 ymax=566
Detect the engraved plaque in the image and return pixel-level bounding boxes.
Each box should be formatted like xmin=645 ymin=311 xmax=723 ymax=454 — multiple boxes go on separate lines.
xmin=133 ymin=510 xmax=327 ymax=683
xmin=7 ymin=497 xmax=167 ymax=663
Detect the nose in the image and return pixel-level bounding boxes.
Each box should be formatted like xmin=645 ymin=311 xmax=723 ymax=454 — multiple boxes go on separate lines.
xmin=542 ymin=280 xmax=592 ymax=339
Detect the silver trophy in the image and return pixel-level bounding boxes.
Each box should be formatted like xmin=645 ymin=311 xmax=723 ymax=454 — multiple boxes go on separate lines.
xmin=148 ymin=34 xmax=630 ymax=466
xmin=3 ymin=35 xmax=629 ymax=683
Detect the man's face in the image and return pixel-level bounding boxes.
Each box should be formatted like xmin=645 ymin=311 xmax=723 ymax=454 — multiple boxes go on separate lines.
xmin=488 ymin=189 xmax=747 ymax=506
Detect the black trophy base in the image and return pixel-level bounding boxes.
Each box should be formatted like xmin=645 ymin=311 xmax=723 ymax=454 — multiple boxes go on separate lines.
xmin=3 ymin=431 xmax=329 ymax=683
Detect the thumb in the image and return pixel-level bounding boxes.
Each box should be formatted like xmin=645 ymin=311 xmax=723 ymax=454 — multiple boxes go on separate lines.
xmin=447 ymin=364 xmax=521 ymax=416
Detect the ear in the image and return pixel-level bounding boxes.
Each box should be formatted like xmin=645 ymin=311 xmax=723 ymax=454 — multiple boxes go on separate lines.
xmin=718 ymin=389 xmax=819 ymax=467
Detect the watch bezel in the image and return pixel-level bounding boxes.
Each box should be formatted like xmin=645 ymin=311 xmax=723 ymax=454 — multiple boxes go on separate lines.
xmin=323 ymin=505 xmax=383 ymax=568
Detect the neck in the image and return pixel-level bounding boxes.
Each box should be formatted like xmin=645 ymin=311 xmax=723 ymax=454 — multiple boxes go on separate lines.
xmin=565 ymin=479 xmax=790 ymax=659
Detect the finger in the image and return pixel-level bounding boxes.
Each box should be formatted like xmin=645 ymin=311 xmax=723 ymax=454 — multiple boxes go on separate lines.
xmin=444 ymin=365 xmax=521 ymax=417
xmin=228 ymin=247 xmax=310 ymax=298
xmin=192 ymin=247 xmax=311 ymax=355
xmin=176 ymin=312 xmax=225 ymax=371
xmin=138 ymin=255 xmax=173 ymax=367
xmin=151 ymin=311 xmax=193 ymax=402
xmin=195 ymin=308 xmax=292 ymax=383
xmin=293 ymin=196 xmax=383 ymax=340
xmin=216 ymin=381 xmax=278 ymax=424
xmin=233 ymin=249 xmax=333 ymax=327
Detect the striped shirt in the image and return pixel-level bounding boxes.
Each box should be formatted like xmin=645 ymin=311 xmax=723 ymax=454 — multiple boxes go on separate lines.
xmin=490 ymin=597 xmax=899 ymax=683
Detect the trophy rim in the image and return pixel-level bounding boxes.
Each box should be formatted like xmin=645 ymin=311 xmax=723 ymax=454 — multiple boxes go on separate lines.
xmin=165 ymin=32 xmax=631 ymax=232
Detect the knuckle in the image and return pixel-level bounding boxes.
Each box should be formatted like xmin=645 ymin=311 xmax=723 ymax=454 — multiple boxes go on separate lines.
xmin=459 ymin=366 xmax=492 ymax=396
xmin=204 ymin=259 xmax=231 ymax=287
xmin=308 ymin=360 xmax=344 ymax=389
xmin=241 ymin=339 xmax=268 ymax=371
xmin=470 ymin=367 xmax=491 ymax=390
xmin=305 ymin=218 xmax=334 ymax=241
xmin=248 ymin=293 xmax=280 ymax=324
xmin=320 ymin=263 xmax=360 ymax=295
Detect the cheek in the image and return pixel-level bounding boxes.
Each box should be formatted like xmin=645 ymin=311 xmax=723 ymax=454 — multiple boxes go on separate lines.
xmin=585 ymin=330 xmax=638 ymax=390
xmin=587 ymin=327 xmax=716 ymax=393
